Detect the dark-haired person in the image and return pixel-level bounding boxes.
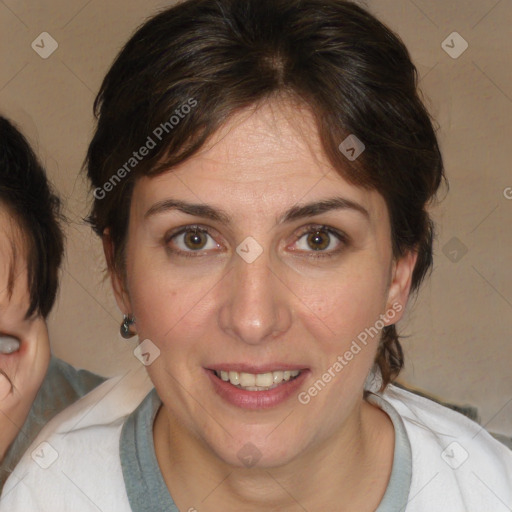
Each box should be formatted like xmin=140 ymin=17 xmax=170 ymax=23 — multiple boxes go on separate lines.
xmin=0 ymin=116 xmax=106 ymax=491
xmin=2 ymin=1 xmax=511 ymax=510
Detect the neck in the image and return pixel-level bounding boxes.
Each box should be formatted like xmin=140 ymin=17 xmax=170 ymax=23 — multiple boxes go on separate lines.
xmin=153 ymin=398 xmax=394 ymax=511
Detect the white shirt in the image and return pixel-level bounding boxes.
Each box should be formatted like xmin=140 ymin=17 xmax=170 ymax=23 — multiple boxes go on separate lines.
xmin=0 ymin=368 xmax=511 ymax=511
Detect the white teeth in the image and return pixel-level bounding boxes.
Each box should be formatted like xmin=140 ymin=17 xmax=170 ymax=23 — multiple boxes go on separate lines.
xmin=255 ymin=372 xmax=273 ymax=387
xmin=239 ymin=372 xmax=256 ymax=387
xmin=273 ymin=371 xmax=284 ymax=383
xmin=215 ymin=369 xmax=301 ymax=390
xmin=228 ymin=371 xmax=240 ymax=385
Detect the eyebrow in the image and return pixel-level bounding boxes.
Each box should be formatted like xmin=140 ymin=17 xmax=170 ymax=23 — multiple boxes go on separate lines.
xmin=278 ymin=197 xmax=369 ymax=223
xmin=144 ymin=196 xmax=369 ymax=225
xmin=144 ymin=200 xmax=231 ymax=224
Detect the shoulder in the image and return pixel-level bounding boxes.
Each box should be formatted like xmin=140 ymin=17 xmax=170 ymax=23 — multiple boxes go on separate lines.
xmin=44 ymin=356 xmax=107 ymax=395
xmin=380 ymin=384 xmax=512 ymax=511
xmin=0 ymin=356 xmax=107 ymax=490
xmin=32 ymin=363 xmax=153 ymax=433
xmin=28 ymin=356 xmax=107 ymax=424
xmin=0 ymin=367 xmax=153 ymax=511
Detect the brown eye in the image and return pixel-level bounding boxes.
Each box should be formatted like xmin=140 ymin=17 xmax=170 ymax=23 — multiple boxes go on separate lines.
xmin=184 ymin=230 xmax=208 ymax=250
xmin=307 ymin=230 xmax=330 ymax=251
xmin=292 ymin=225 xmax=347 ymax=258
xmin=166 ymin=225 xmax=220 ymax=257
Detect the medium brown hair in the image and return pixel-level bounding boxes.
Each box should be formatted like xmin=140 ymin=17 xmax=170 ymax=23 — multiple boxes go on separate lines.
xmin=86 ymin=0 xmax=445 ymax=389
xmin=0 ymin=116 xmax=64 ymax=319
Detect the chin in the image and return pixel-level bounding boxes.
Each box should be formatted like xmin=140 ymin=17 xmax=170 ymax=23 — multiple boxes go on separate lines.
xmin=205 ymin=427 xmax=307 ymax=470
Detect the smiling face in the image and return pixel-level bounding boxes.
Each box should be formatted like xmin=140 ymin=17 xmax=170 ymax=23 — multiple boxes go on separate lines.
xmin=110 ymin=99 xmax=416 ymax=468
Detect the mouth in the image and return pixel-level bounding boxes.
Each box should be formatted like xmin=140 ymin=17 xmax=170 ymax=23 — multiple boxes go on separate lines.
xmin=213 ymin=369 xmax=302 ymax=391
xmin=206 ymin=365 xmax=309 ymax=409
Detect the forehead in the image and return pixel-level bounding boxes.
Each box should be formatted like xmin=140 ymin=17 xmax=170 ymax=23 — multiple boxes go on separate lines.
xmin=196 ymin=100 xmax=326 ymax=170
xmin=134 ymin=100 xmax=388 ymax=222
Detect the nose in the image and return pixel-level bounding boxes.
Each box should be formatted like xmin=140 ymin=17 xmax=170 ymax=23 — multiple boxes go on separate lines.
xmin=218 ymin=252 xmax=292 ymax=346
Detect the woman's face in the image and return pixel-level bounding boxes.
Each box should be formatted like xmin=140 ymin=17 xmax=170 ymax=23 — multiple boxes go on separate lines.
xmin=113 ymin=101 xmax=416 ymax=468
xmin=0 ymin=207 xmax=49 ymax=402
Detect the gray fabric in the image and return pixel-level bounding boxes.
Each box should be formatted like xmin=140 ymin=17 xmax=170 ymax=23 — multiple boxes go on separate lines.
xmin=121 ymin=389 xmax=413 ymax=512
xmin=0 ymin=355 xmax=105 ymax=490
xmin=120 ymin=389 xmax=179 ymax=512
xmin=368 ymin=392 xmax=413 ymax=512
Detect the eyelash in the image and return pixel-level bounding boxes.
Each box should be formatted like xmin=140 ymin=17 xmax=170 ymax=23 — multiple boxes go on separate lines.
xmin=164 ymin=226 xmax=216 ymax=258
xmin=293 ymin=224 xmax=348 ymax=259
xmin=164 ymin=224 xmax=349 ymax=259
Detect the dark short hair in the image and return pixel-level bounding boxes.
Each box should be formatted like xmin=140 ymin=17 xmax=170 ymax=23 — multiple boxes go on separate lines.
xmin=86 ymin=0 xmax=445 ymax=389
xmin=0 ymin=116 xmax=64 ymax=318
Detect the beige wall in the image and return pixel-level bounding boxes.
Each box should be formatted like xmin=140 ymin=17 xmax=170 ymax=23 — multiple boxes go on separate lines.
xmin=1 ymin=0 xmax=511 ymax=435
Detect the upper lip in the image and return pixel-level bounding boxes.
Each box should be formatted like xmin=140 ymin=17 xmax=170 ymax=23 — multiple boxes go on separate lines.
xmin=207 ymin=364 xmax=308 ymax=373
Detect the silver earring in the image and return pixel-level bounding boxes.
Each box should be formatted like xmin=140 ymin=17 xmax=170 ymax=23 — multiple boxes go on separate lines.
xmin=120 ymin=314 xmax=136 ymax=339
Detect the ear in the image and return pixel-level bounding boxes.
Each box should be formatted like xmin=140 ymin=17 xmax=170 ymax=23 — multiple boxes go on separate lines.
xmin=102 ymin=229 xmax=132 ymax=317
xmin=384 ymin=250 xmax=418 ymax=324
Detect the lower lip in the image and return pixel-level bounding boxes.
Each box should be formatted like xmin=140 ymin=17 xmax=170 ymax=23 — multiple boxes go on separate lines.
xmin=206 ymin=369 xmax=309 ymax=410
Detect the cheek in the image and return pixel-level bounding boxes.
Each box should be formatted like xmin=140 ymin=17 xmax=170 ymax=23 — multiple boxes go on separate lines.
xmin=292 ymin=262 xmax=390 ymax=343
xmin=126 ymin=254 xmax=219 ymax=345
